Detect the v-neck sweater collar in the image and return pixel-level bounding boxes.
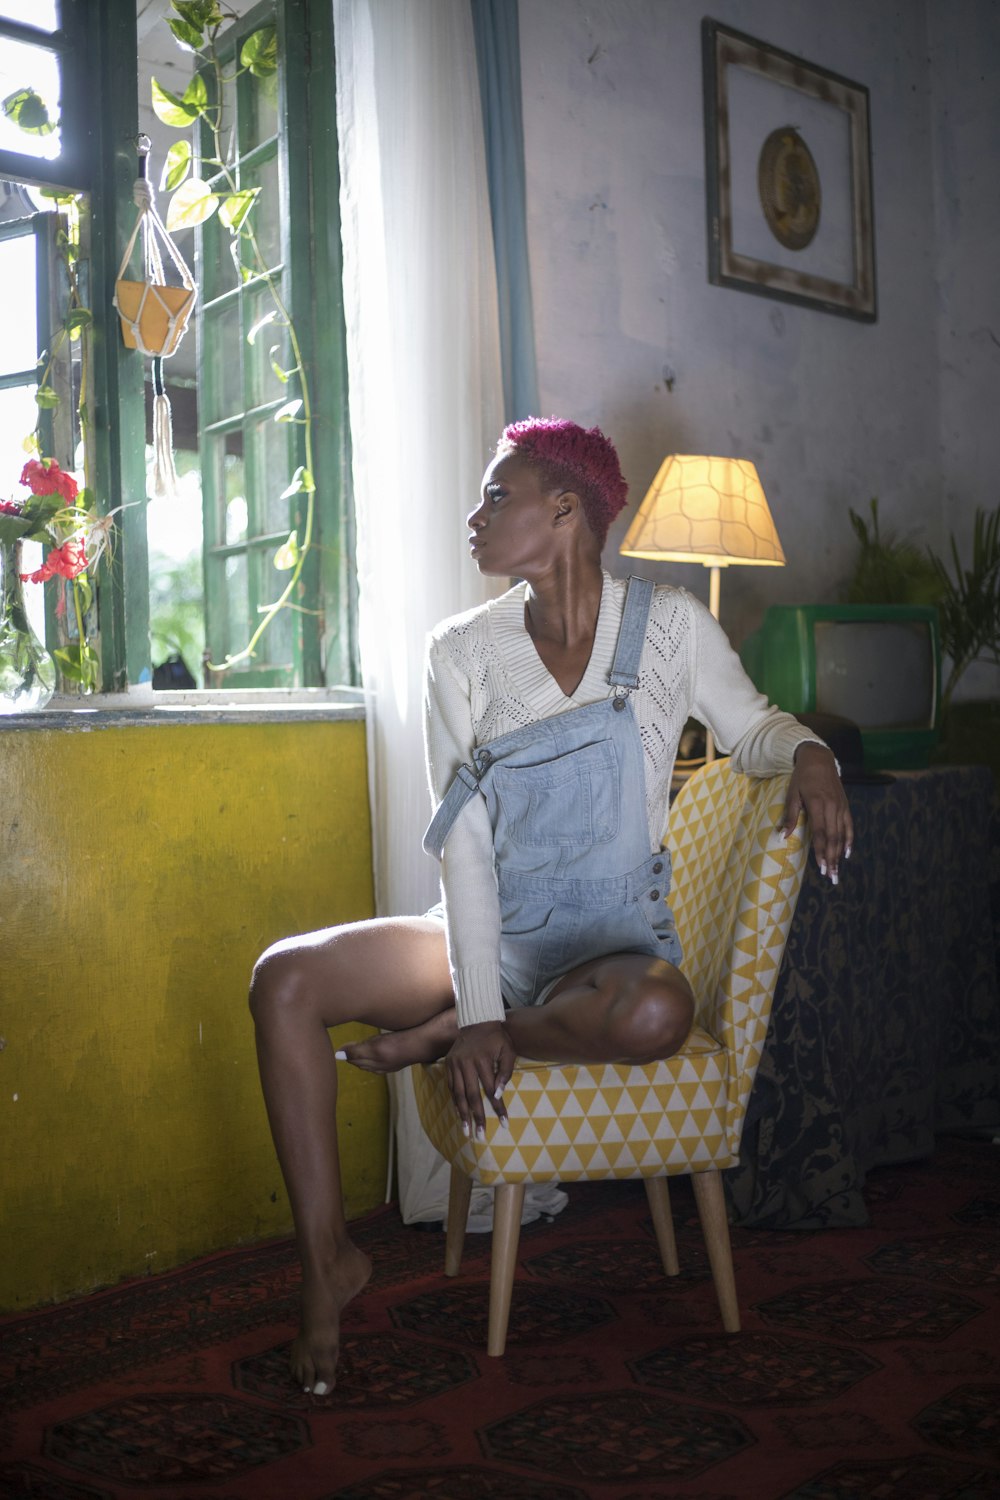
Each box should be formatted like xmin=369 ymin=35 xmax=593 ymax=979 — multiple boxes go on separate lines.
xmin=489 ymin=570 xmax=622 ymax=718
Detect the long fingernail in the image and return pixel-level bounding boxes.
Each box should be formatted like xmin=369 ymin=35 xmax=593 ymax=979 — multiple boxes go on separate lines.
xmin=831 ymin=871 xmax=839 ymax=887
xmin=819 ymin=859 xmax=827 ymax=876
xmin=334 ymin=1050 xmax=347 ymax=1061
xmin=461 ymin=1119 xmax=470 ymax=1137
xmin=476 ymin=1125 xmax=486 ymax=1141
xmin=493 ymin=1083 xmax=504 ymax=1100
xmin=313 ymin=1380 xmax=329 ymax=1396
xmin=500 ymin=1115 xmax=510 ymax=1132
xmin=845 ymin=844 xmax=853 ymax=860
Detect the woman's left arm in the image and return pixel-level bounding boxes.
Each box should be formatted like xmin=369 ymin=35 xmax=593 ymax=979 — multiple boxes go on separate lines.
xmin=782 ymin=742 xmax=854 ymax=884
xmin=689 ymin=594 xmax=853 ymax=882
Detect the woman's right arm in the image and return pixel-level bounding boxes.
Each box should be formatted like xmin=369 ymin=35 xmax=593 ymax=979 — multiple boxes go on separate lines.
xmin=424 ymin=637 xmax=507 ymax=1029
xmin=424 ymin=637 xmax=516 ymax=1132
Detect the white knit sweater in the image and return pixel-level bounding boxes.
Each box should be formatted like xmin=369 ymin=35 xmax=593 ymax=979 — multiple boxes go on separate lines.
xmin=424 ymin=571 xmax=822 ymax=1028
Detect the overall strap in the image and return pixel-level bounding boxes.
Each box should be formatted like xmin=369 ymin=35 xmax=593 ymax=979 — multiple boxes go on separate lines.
xmin=423 ymin=758 xmax=495 ymax=860
xmin=424 ymin=576 xmax=656 ymax=860
xmin=608 ymin=575 xmax=655 ymax=690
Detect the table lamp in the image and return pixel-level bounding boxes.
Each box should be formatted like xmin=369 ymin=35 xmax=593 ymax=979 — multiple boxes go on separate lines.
xmin=620 ymin=454 xmax=785 ymax=760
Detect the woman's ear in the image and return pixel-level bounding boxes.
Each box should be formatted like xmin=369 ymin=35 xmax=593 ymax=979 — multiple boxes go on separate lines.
xmin=552 ymin=490 xmax=581 ymax=527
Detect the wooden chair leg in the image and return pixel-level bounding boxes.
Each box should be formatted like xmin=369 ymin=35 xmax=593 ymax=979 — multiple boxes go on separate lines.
xmin=444 ymin=1167 xmax=473 ymax=1277
xmin=644 ymin=1176 xmax=680 ymax=1276
xmin=691 ymin=1170 xmax=740 ymax=1332
xmin=487 ymin=1182 xmax=525 ymax=1357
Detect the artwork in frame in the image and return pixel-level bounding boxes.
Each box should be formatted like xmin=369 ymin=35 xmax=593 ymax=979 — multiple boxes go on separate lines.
xmin=702 ymin=19 xmax=876 ymax=322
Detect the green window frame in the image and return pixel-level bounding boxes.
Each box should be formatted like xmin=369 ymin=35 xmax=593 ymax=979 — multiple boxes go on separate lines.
xmin=0 ymin=0 xmax=148 ymax=691
xmin=197 ymin=0 xmax=354 ymax=688
xmin=0 ymin=0 xmax=355 ymax=695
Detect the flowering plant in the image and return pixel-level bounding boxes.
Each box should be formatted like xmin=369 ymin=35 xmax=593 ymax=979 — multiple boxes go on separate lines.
xmin=0 ymin=458 xmax=110 ymax=689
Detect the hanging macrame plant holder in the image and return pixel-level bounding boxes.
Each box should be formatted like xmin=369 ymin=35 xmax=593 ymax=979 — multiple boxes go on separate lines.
xmin=113 ymin=151 xmax=197 ymax=501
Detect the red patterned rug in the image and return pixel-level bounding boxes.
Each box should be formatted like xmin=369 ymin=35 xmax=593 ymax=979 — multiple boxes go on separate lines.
xmin=2 ymin=1137 xmax=999 ymax=1499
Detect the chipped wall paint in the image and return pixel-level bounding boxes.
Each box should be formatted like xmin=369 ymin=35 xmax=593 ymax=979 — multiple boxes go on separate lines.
xmin=519 ymin=0 xmax=1000 ymax=659
xmin=0 ymin=718 xmax=382 ymax=1311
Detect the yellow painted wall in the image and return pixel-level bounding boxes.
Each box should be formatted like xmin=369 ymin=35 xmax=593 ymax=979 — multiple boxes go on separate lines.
xmin=0 ymin=715 xmax=385 ymax=1312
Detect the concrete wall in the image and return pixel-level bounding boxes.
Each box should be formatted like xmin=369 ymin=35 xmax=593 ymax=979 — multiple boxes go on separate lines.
xmin=0 ymin=715 xmax=383 ymax=1311
xmin=519 ymin=0 xmax=1000 ymax=652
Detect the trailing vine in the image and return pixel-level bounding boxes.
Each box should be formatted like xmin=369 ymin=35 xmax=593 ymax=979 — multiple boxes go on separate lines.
xmin=153 ymin=0 xmax=315 ymax=674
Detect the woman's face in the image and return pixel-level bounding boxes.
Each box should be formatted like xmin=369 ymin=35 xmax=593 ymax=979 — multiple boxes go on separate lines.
xmin=467 ymin=453 xmax=565 ymax=577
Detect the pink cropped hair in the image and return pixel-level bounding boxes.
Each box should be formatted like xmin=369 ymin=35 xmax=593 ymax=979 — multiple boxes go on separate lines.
xmin=496 ymin=416 xmax=628 ymax=549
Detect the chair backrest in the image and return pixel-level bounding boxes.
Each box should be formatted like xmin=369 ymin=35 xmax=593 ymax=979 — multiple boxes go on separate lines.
xmin=668 ymin=759 xmax=807 ymax=1142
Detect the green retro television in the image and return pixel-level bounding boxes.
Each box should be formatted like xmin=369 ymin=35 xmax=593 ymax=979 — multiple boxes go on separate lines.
xmin=740 ymin=604 xmax=941 ymax=771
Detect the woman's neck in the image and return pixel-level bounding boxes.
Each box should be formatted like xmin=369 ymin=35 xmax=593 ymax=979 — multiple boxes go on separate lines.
xmin=523 ymin=561 xmax=604 ymax=697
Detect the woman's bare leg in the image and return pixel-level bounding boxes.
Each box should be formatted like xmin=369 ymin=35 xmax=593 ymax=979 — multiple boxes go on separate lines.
xmin=507 ymin=953 xmax=695 ymax=1065
xmin=249 ymin=916 xmax=454 ymax=1393
xmin=443 ymin=952 xmax=697 ymax=1139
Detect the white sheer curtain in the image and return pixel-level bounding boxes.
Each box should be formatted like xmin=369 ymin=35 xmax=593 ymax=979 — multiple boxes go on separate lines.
xmin=334 ymin=0 xmax=506 ymax=920
xmin=333 ymin=0 xmax=505 ymax=1220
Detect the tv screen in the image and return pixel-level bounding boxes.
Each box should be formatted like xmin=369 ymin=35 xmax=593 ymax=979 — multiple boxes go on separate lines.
xmin=814 ymin=620 xmax=935 ymax=730
xmin=740 ymin=604 xmax=941 ymax=770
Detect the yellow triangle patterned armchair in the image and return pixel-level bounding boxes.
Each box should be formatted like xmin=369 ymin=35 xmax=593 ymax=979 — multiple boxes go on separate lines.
xmin=413 ymin=757 xmax=809 ymax=1355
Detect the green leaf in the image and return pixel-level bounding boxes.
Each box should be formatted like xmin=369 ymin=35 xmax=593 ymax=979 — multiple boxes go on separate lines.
xmin=241 ymin=25 xmax=278 ymax=77
xmin=66 ymin=308 xmax=93 ymax=340
xmin=269 ymin=346 xmax=290 ymax=384
xmin=219 ymin=188 xmax=260 ymax=231
xmin=151 ymin=77 xmax=199 ymax=127
xmin=174 ymin=0 xmax=219 ymax=24
xmin=168 ymin=16 xmax=204 ymax=51
xmin=166 ymin=177 xmax=219 ymax=232
xmin=280 ymin=466 xmax=315 ymax=499
xmin=35 ymin=386 xmax=60 ymax=410
xmin=273 ymin=530 xmax=300 ymax=570
xmin=160 ymin=140 xmax=192 ymax=192
xmin=2 ymin=87 xmax=55 ymax=136
xmin=247 ymin=310 xmax=277 ymax=346
xmin=74 ymin=573 xmax=94 ymax=616
xmin=183 ymin=73 xmax=208 ymax=111
xmin=54 ymin=642 xmax=98 ymax=685
xmin=274 ymin=399 xmax=303 ymax=424
xmin=0 ymin=514 xmax=34 ymax=547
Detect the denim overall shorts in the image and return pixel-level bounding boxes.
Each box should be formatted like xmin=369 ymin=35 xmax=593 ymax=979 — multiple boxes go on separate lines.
xmin=423 ymin=576 xmax=683 ymax=1008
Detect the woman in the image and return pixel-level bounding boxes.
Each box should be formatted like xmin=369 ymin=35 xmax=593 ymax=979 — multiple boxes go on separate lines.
xmin=250 ymin=417 xmax=852 ymax=1395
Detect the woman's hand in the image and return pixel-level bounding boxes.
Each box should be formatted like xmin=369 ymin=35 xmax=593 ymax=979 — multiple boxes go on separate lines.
xmin=445 ymin=1020 xmax=516 ymax=1138
xmin=782 ymin=742 xmax=854 ymax=884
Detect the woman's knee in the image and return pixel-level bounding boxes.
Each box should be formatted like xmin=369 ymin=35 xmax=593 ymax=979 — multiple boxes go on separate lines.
xmin=607 ymin=975 xmax=694 ymax=1062
xmin=249 ymin=933 xmax=345 ymax=1027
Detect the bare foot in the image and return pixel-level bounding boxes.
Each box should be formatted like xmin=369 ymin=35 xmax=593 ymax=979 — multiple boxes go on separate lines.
xmin=290 ymin=1240 xmax=372 ymax=1394
xmin=336 ymin=1010 xmax=459 ymax=1073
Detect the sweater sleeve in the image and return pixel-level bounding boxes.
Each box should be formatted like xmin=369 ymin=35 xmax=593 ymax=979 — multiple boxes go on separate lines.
xmin=687 ymin=593 xmax=832 ymax=773
xmin=423 ymin=634 xmax=507 ymax=1028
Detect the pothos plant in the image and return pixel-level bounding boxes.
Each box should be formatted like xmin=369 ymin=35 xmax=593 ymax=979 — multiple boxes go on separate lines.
xmin=153 ymin=0 xmax=316 ymax=674
xmin=0 ymin=91 xmax=103 ymax=692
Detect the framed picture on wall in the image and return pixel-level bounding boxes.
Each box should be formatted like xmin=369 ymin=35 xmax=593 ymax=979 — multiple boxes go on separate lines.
xmin=702 ymin=19 xmax=876 ymax=321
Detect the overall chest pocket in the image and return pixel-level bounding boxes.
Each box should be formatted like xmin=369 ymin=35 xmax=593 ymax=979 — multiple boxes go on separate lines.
xmin=492 ymin=739 xmax=620 ymax=848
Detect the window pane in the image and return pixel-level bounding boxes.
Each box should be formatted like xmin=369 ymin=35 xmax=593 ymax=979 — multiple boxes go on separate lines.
xmin=242 ymin=150 xmax=281 ymax=274
xmin=248 ymin=410 xmax=293 ymax=533
xmin=0 ymin=231 xmax=36 ymax=374
xmin=256 ymin=543 xmax=293 ymax=665
xmin=203 ymin=221 xmax=239 ymax=301
xmin=243 ymin=54 xmax=278 ymax=151
xmin=245 ymin=281 xmax=290 ymax=410
xmin=0 ymin=380 xmax=36 ymax=461
xmin=0 ymin=3 xmax=59 ymax=30
xmin=222 ymin=552 xmax=249 ymax=656
xmin=201 ymin=299 xmax=243 ymax=424
xmin=0 ymin=37 xmax=61 ymax=159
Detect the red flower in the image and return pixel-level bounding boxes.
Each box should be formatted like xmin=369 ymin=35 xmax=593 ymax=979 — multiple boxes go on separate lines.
xmin=0 ymin=498 xmax=23 ymax=516
xmin=20 ymin=537 xmax=89 ymax=583
xmin=20 ymin=458 xmax=78 ymax=503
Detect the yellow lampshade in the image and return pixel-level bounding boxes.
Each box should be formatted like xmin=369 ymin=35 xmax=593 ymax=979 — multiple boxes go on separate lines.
xmin=620 ymin=455 xmax=785 ymax=569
